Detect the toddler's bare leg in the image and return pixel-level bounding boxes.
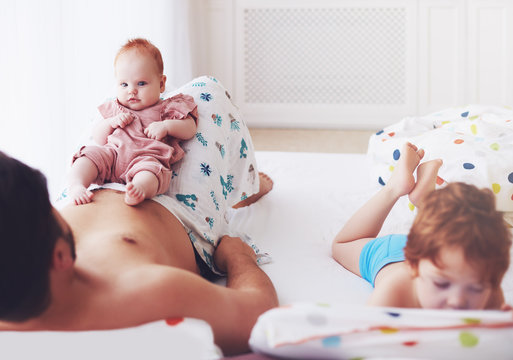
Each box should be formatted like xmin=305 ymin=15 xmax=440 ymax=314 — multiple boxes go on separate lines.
xmin=68 ymin=157 xmax=97 ymax=205
xmin=332 ymin=142 xmax=424 ymax=275
xmin=125 ymin=171 xmax=159 ymax=206
xmin=408 ymin=159 xmax=443 ymax=208
xmin=335 ymin=142 xmax=424 ymax=242
xmin=386 ymin=142 xmax=425 ymax=197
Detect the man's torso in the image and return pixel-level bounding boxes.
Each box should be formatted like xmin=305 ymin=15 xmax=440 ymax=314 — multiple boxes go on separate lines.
xmin=0 ymin=189 xmax=200 ymax=331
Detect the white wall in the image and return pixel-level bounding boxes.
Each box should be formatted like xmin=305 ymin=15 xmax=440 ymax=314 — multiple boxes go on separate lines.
xmin=2 ymin=0 xmax=512 ymax=197
xmin=203 ymin=0 xmax=513 ymax=130
xmin=0 ymin=0 xmax=196 ymax=199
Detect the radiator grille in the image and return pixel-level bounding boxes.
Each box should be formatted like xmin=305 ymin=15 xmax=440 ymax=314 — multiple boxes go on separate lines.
xmin=244 ymin=7 xmax=407 ymax=105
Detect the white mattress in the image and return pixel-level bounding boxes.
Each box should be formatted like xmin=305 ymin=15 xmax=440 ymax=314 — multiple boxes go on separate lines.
xmin=3 ymin=151 xmax=512 ymax=359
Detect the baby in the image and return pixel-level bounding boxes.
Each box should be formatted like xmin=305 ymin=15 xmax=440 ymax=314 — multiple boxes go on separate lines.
xmin=68 ymin=38 xmax=197 ymax=206
xmin=332 ymin=142 xmax=512 ymax=309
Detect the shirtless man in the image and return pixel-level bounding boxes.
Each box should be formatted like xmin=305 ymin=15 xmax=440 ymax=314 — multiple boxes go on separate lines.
xmin=0 ymin=150 xmax=277 ymax=355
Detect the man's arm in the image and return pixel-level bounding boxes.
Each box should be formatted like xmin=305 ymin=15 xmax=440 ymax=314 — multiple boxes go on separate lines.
xmin=128 ymin=236 xmax=278 ymax=355
xmin=211 ymin=235 xmax=278 ymax=353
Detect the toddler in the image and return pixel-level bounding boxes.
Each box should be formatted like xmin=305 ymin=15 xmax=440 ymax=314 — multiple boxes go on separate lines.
xmin=68 ymin=38 xmax=197 ymax=206
xmin=332 ymin=142 xmax=512 ymax=309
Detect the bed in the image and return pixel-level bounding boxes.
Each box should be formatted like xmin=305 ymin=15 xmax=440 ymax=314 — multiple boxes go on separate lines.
xmin=245 ymin=105 xmax=513 ymax=359
xmin=241 ymin=105 xmax=513 ymax=359
xmin=247 ymin=152 xmax=513 ymax=360
xmin=2 ymin=77 xmax=512 ymax=359
xmin=4 ymin=150 xmax=511 ymax=359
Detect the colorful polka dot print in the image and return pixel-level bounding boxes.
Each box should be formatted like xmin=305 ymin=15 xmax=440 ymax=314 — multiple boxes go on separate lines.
xmin=322 ymin=336 xmax=341 ymax=347
xmin=368 ymin=105 xmax=513 ymax=212
xmin=251 ymin=303 xmax=513 ymax=359
xmin=402 ymin=340 xmax=418 ymax=347
xmin=459 ymin=331 xmax=479 ymax=347
xmin=165 ymin=317 xmax=184 ymax=326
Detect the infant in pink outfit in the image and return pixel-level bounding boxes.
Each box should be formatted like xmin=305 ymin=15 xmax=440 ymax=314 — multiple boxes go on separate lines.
xmin=68 ymin=38 xmax=198 ymax=206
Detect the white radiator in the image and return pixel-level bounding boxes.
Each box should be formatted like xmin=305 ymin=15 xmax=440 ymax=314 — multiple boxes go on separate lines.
xmin=243 ymin=7 xmax=407 ymax=106
xmin=206 ymin=0 xmax=513 ymax=130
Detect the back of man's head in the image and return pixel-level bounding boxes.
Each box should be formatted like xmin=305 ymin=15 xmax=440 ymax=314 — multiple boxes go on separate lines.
xmin=0 ymin=151 xmax=61 ymax=321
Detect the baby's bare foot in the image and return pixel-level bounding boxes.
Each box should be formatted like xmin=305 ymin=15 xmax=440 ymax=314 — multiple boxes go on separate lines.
xmin=232 ymin=172 xmax=274 ymax=209
xmin=387 ymin=142 xmax=425 ymax=198
xmin=125 ymin=182 xmax=145 ymax=206
xmin=408 ymin=159 xmax=443 ymax=207
xmin=69 ymin=185 xmax=94 ymax=205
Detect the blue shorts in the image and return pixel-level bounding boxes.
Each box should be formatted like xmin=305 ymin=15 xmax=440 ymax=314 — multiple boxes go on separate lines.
xmin=359 ymin=234 xmax=407 ymax=287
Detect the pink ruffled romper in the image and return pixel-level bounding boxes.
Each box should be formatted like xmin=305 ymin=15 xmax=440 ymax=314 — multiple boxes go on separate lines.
xmin=73 ymin=93 xmax=198 ymax=193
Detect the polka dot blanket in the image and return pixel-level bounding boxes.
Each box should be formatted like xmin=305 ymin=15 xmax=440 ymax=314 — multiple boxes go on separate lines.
xmin=250 ymin=302 xmax=513 ymax=359
xmin=367 ymin=105 xmax=513 ymax=213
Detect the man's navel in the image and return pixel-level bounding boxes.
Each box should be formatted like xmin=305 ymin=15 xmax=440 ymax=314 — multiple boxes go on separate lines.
xmin=122 ymin=237 xmax=137 ymax=245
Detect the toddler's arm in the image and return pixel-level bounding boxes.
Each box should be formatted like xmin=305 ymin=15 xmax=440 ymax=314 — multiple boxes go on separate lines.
xmin=144 ymin=116 xmax=197 ymax=141
xmin=92 ymin=113 xmax=134 ymax=145
xmin=365 ymin=264 xmax=414 ymax=307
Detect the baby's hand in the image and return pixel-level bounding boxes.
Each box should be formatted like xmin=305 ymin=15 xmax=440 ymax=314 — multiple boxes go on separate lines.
xmin=110 ymin=113 xmax=134 ymax=129
xmin=144 ymin=122 xmax=168 ymax=140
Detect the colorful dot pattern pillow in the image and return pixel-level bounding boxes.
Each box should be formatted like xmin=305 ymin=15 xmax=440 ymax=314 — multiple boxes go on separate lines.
xmin=368 ymin=105 xmax=513 ymax=212
xmin=250 ymin=302 xmax=513 ymax=359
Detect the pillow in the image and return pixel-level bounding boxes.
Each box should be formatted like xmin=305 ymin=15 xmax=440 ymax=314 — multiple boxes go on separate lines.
xmin=2 ymin=318 xmax=221 ymax=360
xmin=368 ymin=105 xmax=513 ymax=212
xmin=250 ymin=302 xmax=513 ymax=359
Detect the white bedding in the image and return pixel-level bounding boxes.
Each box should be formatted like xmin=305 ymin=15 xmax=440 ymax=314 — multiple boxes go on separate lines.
xmin=2 ymin=151 xmax=512 ymax=359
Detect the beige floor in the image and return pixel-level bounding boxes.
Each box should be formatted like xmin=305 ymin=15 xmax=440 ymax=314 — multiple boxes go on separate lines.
xmin=249 ymin=128 xmax=373 ymax=153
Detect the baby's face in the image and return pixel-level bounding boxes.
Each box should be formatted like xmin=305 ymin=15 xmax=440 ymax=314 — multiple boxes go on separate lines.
xmin=115 ymin=50 xmax=165 ymax=111
xmin=413 ymin=246 xmax=493 ymax=309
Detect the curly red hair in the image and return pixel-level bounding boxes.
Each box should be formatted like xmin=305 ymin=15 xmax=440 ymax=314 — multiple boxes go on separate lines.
xmin=404 ymin=182 xmax=511 ymax=287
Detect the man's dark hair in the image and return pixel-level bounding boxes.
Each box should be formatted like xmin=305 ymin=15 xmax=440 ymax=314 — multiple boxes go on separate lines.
xmin=0 ymin=151 xmax=62 ymax=321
